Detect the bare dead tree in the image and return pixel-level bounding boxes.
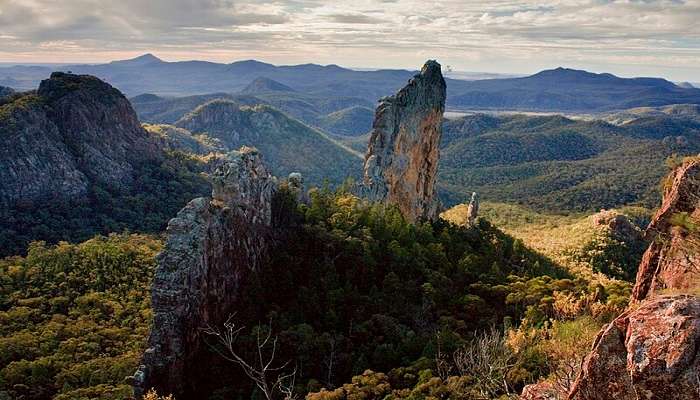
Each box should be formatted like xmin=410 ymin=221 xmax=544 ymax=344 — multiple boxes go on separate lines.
xmin=321 ymin=334 xmax=338 ymax=388
xmin=452 ymin=327 xmax=514 ymax=398
xmin=204 ymin=316 xmax=298 ymax=400
xmin=434 ymin=330 xmax=452 ymax=381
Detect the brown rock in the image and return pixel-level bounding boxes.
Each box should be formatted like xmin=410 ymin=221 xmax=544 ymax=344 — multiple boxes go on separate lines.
xmin=521 ymin=381 xmax=560 ymax=400
xmin=570 ymin=159 xmax=700 ymax=400
xmin=569 ymin=295 xmax=700 ymax=400
xmin=362 ymin=60 xmax=446 ymax=222
xmin=632 ymin=159 xmax=700 ymax=302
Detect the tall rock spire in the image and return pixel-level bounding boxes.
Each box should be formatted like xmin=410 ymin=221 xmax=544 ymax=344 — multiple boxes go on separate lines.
xmin=133 ymin=147 xmax=276 ymax=397
xmin=362 ymin=60 xmax=446 ymax=222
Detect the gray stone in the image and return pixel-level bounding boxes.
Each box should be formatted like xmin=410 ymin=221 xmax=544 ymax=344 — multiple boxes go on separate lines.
xmin=361 ymin=60 xmax=446 ymax=222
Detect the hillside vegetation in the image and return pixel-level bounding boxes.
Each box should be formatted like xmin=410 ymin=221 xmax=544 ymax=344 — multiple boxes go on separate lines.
xmin=175 ymin=100 xmax=363 ymax=184
xmin=0 ymin=189 xmax=632 ymax=399
xmin=438 ymin=112 xmax=700 ymax=212
xmin=0 ymin=234 xmax=160 ymax=400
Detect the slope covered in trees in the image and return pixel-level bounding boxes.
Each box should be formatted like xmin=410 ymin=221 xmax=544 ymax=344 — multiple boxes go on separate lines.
xmin=0 ymin=188 xmax=631 ymax=399
xmin=175 ymin=100 xmax=363 ymax=185
xmin=438 ymin=113 xmax=700 ymax=212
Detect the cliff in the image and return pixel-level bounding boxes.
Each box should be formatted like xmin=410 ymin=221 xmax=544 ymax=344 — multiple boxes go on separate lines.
xmin=569 ymin=158 xmax=700 ymax=400
xmin=133 ymin=147 xmax=277 ymax=397
xmin=0 ymin=72 xmax=159 ymax=208
xmin=632 ymin=159 xmax=700 ymax=301
xmin=362 ymin=60 xmax=446 ymax=222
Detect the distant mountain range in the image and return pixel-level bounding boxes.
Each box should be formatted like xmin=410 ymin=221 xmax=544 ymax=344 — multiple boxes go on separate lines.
xmin=2 ymin=54 xmax=699 ymax=113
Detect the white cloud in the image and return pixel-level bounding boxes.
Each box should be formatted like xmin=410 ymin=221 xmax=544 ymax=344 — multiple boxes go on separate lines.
xmin=0 ymin=0 xmax=698 ymax=80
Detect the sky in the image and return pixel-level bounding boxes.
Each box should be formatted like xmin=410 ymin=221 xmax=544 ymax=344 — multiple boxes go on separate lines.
xmin=0 ymin=0 xmax=699 ymax=81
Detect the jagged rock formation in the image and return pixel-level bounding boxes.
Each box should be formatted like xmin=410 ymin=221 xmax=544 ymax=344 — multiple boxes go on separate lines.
xmin=0 ymin=72 xmax=159 ymax=208
xmin=569 ymin=295 xmax=700 ymax=400
xmin=134 ymin=147 xmax=277 ymax=397
xmin=362 ymin=60 xmax=446 ymax=222
xmin=632 ymin=159 xmax=700 ymax=301
xmin=569 ymin=158 xmax=700 ymax=400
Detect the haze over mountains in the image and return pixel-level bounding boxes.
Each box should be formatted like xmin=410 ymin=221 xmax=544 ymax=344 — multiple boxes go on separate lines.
xmin=2 ymin=54 xmax=700 ymax=114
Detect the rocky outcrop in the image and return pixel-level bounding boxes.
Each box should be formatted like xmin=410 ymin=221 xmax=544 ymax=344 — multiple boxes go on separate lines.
xmin=569 ymin=159 xmax=700 ymax=400
xmin=362 ymin=60 xmax=446 ymax=222
xmin=569 ymin=295 xmax=700 ymax=400
xmin=0 ymin=72 xmax=159 ymax=208
xmin=632 ymin=159 xmax=700 ymax=302
xmin=466 ymin=192 xmax=479 ymax=226
xmin=133 ymin=147 xmax=276 ymax=397
xmin=521 ymin=381 xmax=559 ymax=400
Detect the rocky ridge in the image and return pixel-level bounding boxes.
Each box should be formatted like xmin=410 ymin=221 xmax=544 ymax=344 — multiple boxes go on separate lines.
xmin=362 ymin=60 xmax=446 ymax=222
xmin=569 ymin=158 xmax=700 ymax=400
xmin=134 ymin=147 xmax=278 ymax=397
xmin=0 ymin=72 xmax=159 ymax=208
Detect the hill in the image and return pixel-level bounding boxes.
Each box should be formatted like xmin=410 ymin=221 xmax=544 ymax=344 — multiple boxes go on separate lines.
xmin=447 ymin=67 xmax=700 ymax=112
xmin=175 ymin=100 xmax=363 ymax=184
xmin=241 ymin=77 xmax=295 ymax=94
xmin=0 ymin=73 xmax=210 ymax=256
xmin=437 ymin=112 xmax=700 ymax=212
xmin=318 ymin=105 xmax=374 ymax=136
xmin=5 ymin=55 xmax=698 ymax=114
xmin=130 ymin=91 xmax=374 ymax=137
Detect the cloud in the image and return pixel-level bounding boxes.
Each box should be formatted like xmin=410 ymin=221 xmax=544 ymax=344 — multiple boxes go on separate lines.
xmin=327 ymin=13 xmax=387 ymax=24
xmin=0 ymin=0 xmax=698 ymax=80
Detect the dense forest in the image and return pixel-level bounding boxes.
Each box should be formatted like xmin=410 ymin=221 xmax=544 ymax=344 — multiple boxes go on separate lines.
xmin=0 ymin=151 xmax=209 ymax=257
xmin=438 ymin=113 xmax=700 ymax=212
xmin=0 ymin=187 xmax=633 ymax=399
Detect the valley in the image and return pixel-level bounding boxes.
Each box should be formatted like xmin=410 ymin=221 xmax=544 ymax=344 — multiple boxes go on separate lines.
xmin=0 ymin=57 xmax=698 ymax=400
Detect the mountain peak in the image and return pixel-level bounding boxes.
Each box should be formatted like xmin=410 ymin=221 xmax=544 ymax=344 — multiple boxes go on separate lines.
xmin=111 ymin=53 xmax=164 ymax=66
xmin=241 ymin=77 xmax=295 ymax=94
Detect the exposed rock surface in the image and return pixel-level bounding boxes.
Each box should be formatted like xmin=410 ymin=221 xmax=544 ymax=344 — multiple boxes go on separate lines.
xmin=521 ymin=381 xmax=560 ymax=400
xmin=632 ymin=158 xmax=700 ymax=302
xmin=569 ymin=295 xmax=700 ymax=400
xmin=569 ymin=159 xmax=700 ymax=400
xmin=0 ymin=72 xmax=159 ymax=208
xmin=466 ymin=192 xmax=479 ymax=226
xmin=134 ymin=147 xmax=276 ymax=397
xmin=362 ymin=60 xmax=446 ymax=222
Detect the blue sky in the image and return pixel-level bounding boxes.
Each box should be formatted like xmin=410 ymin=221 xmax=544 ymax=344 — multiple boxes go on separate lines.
xmin=0 ymin=0 xmax=698 ymax=81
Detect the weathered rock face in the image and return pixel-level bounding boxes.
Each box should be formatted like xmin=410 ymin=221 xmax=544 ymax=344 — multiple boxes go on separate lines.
xmin=0 ymin=72 xmax=159 ymax=208
xmin=362 ymin=60 xmax=446 ymax=222
xmin=521 ymin=381 xmax=560 ymax=400
xmin=466 ymin=192 xmax=479 ymax=226
xmin=133 ymin=147 xmax=276 ymax=397
xmin=569 ymin=295 xmax=700 ymax=400
xmin=632 ymin=159 xmax=700 ymax=302
xmin=569 ymin=159 xmax=700 ymax=400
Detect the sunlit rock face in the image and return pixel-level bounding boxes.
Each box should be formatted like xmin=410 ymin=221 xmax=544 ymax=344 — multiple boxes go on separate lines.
xmin=362 ymin=60 xmax=446 ymax=222
xmin=632 ymin=159 xmax=700 ymax=302
xmin=569 ymin=158 xmax=700 ymax=400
